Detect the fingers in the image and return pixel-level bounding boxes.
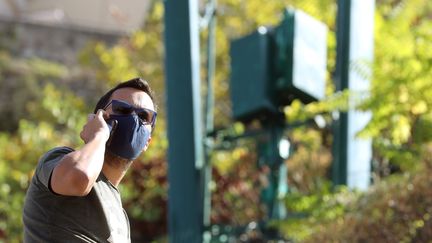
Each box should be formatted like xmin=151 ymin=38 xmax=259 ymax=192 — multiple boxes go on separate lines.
xmin=86 ymin=110 xmax=107 ymax=124
xmin=96 ymin=109 xmax=110 ymax=120
xmin=96 ymin=109 xmax=104 ymax=120
xmin=81 ymin=110 xmax=109 ymax=144
xmin=87 ymin=114 xmax=95 ymax=121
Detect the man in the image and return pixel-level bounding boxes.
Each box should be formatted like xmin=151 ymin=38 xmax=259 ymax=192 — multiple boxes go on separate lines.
xmin=23 ymin=78 xmax=157 ymax=243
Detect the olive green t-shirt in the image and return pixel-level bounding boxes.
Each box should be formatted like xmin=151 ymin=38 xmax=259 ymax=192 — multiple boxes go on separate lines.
xmin=23 ymin=147 xmax=130 ymax=243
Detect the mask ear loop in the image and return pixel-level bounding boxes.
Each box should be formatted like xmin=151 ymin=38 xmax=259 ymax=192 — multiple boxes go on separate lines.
xmin=106 ymin=120 xmax=118 ymax=146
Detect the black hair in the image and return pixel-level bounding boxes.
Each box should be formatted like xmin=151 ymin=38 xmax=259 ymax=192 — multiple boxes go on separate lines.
xmin=93 ymin=77 xmax=156 ymax=114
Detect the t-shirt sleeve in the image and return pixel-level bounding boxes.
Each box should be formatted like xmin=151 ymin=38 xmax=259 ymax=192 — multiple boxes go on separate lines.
xmin=35 ymin=146 xmax=74 ymax=189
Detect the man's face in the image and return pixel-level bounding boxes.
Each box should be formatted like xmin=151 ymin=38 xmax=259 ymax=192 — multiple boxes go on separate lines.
xmin=105 ymin=87 xmax=155 ymax=150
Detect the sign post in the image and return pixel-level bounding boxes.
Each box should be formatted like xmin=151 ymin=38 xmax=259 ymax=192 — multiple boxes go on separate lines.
xmin=333 ymin=0 xmax=375 ymax=189
xmin=164 ymin=0 xmax=204 ymax=242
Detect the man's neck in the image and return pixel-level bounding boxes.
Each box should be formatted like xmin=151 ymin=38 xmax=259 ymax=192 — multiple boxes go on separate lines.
xmin=101 ymin=164 xmax=126 ymax=187
xmin=102 ymin=152 xmax=132 ymax=187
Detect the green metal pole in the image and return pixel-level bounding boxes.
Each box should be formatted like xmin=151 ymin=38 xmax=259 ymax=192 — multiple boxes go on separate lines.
xmin=258 ymin=116 xmax=287 ymax=220
xmin=333 ymin=0 xmax=374 ymax=188
xmin=164 ymin=0 xmax=204 ymax=242
xmin=267 ymin=124 xmax=286 ymax=220
xmin=332 ymin=0 xmax=351 ymax=186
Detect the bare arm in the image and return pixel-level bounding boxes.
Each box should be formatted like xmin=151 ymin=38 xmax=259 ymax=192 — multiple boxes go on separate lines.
xmin=51 ymin=110 xmax=110 ymax=196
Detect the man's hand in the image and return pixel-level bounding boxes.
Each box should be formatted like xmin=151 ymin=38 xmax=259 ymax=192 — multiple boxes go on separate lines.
xmin=80 ymin=109 xmax=110 ymax=144
xmin=51 ymin=109 xmax=110 ymax=196
xmin=50 ymin=110 xmax=110 ymax=196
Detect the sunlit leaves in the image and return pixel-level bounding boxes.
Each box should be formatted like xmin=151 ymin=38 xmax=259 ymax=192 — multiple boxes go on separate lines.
xmin=275 ymin=184 xmax=358 ymax=241
xmin=284 ymin=90 xmax=350 ymax=123
xmin=0 ymin=52 xmax=68 ymax=132
xmin=306 ymin=148 xmax=432 ymax=242
xmin=362 ymin=0 xmax=432 ymax=166
xmin=0 ymin=51 xmax=84 ymax=241
xmin=391 ymin=115 xmax=410 ymax=145
xmin=98 ymin=44 xmax=140 ymax=84
xmin=0 ymin=119 xmax=77 ymax=241
xmin=39 ymin=84 xmax=87 ymax=134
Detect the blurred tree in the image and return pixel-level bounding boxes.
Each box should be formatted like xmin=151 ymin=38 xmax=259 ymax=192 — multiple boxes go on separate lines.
xmin=301 ymin=145 xmax=432 ymax=243
xmin=360 ymin=0 xmax=432 ymax=175
xmin=0 ymin=80 xmax=87 ymax=241
xmin=0 ymin=37 xmax=93 ymax=242
xmin=0 ymin=52 xmax=68 ymax=132
xmin=285 ymin=0 xmax=432 ymax=177
xmin=277 ymin=0 xmax=432 ymax=241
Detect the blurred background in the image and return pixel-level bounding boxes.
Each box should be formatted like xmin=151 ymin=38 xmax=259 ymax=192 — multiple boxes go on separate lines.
xmin=1 ymin=0 xmax=432 ymax=242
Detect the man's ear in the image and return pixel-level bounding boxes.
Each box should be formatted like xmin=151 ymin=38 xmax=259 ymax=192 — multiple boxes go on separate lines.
xmin=143 ymin=136 xmax=152 ymax=152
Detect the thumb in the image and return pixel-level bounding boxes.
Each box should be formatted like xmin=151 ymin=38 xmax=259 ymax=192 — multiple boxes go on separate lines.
xmin=96 ymin=109 xmax=106 ymax=120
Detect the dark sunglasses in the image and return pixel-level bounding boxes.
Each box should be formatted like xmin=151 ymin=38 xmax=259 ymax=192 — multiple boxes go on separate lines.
xmin=103 ymin=99 xmax=157 ymax=127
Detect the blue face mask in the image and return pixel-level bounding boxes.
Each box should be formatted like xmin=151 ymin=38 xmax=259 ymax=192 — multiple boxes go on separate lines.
xmin=105 ymin=114 xmax=151 ymax=160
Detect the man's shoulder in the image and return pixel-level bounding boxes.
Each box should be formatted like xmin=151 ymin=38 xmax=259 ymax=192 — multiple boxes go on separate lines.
xmin=39 ymin=146 xmax=75 ymax=164
xmin=33 ymin=146 xmax=75 ymax=187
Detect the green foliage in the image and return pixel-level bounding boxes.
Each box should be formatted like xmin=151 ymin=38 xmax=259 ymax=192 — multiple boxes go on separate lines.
xmin=0 ymin=49 xmax=87 ymax=241
xmin=303 ymin=147 xmax=432 ymax=242
xmin=281 ymin=0 xmax=432 ymax=177
xmin=286 ymin=127 xmax=332 ymax=193
xmin=274 ymin=185 xmax=359 ymax=241
xmin=199 ymin=1 xmax=432 ymax=242
xmin=0 ymin=93 xmax=85 ymax=241
xmin=284 ymin=0 xmax=432 ymax=175
xmin=359 ymin=0 xmax=432 ymax=173
xmin=0 ymin=51 xmax=69 ymax=132
xmin=276 ymin=1 xmax=432 ymax=242
xmin=78 ymin=2 xmax=164 ymax=90
xmin=211 ymin=147 xmax=264 ymax=225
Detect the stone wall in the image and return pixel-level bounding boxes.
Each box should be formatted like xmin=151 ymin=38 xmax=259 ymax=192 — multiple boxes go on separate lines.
xmin=0 ymin=19 xmax=123 ymax=131
xmin=0 ymin=18 xmax=121 ymax=66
